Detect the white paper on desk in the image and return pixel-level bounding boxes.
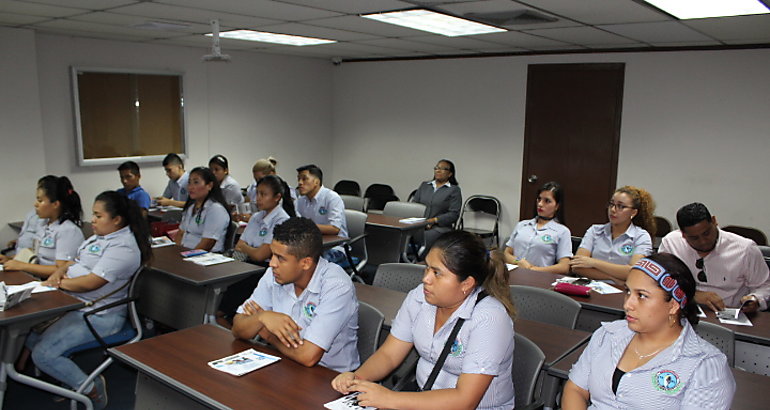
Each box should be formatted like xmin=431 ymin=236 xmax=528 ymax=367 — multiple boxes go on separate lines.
xmin=0 ymin=281 xmax=33 ymax=311
xmin=183 ymin=253 xmax=235 ymax=266
xmin=8 ymin=281 xmax=55 ymax=294
xmin=207 ymin=348 xmax=280 ymax=376
xmin=717 ymin=309 xmax=753 ymax=326
xmin=697 ymin=305 xmax=707 ymax=318
xmin=588 ymin=281 xmax=623 ymax=295
xmin=506 ymin=263 xmax=518 ymax=271
xmin=325 ymin=392 xmax=376 ymax=410
xmin=398 ymin=217 xmax=426 ymax=224
xmin=159 ymin=205 xmax=183 ymax=211
xmin=151 ymin=236 xmax=174 ymax=248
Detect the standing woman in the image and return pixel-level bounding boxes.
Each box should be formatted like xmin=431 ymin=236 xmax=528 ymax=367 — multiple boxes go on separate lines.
xmin=27 ymin=191 xmax=152 ymax=409
xmin=571 ymin=186 xmax=655 ymax=285
xmin=332 ymin=231 xmax=516 ymax=409
xmin=3 ymin=176 xmax=84 ymax=276
xmin=209 ymin=154 xmax=244 ymax=210
xmin=562 ymin=253 xmax=735 ymax=409
xmin=504 ymin=181 xmax=572 ymax=274
xmin=176 ymin=167 xmax=231 ymax=253
xmin=412 ymin=159 xmax=462 ymax=255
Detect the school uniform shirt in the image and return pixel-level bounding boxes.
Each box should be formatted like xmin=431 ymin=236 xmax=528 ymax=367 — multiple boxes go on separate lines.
xmin=659 ymin=229 xmax=770 ymax=310
xmin=568 ymin=319 xmax=735 ymax=409
xmin=246 ymin=179 xmax=297 ymax=212
xmin=239 ymin=207 xmax=290 ymax=260
xmin=296 ymin=186 xmax=348 ymax=249
xmin=37 ymin=220 xmax=85 ymax=266
xmin=506 ymin=218 xmax=572 ymax=267
xmin=65 ymin=226 xmax=140 ymax=315
xmin=16 ymin=209 xmax=45 ymax=251
xmin=578 ymin=223 xmax=652 ymax=265
xmin=162 ymin=171 xmax=189 ymax=202
xmin=179 ymin=199 xmax=230 ymax=253
xmin=237 ymin=258 xmax=360 ymax=372
xmin=220 ymin=175 xmax=244 ymax=208
xmin=391 ymin=285 xmax=515 ymax=410
xmin=117 ymin=185 xmax=151 ymax=209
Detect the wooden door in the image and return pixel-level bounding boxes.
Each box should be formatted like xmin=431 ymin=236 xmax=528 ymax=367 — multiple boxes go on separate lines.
xmin=519 ymin=63 xmax=625 ymax=237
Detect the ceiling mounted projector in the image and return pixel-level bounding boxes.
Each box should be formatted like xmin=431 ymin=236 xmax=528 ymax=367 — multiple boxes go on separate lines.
xmin=202 ymin=19 xmax=231 ymax=62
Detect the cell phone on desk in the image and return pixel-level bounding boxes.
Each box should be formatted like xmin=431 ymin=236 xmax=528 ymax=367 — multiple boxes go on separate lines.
xmin=573 ymin=277 xmax=591 ymax=286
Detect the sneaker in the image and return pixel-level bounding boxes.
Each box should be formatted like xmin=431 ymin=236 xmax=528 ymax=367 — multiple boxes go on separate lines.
xmin=89 ymin=375 xmax=108 ymax=410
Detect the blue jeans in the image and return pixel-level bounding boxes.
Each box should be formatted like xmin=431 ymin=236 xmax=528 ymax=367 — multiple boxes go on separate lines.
xmin=26 ymin=311 xmax=126 ymax=390
xmin=322 ymin=248 xmax=348 ymax=265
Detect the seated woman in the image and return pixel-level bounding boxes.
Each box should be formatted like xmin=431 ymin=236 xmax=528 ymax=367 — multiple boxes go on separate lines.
xmin=176 ymin=167 xmax=231 ymax=253
xmin=331 ymin=231 xmax=516 ymax=410
xmin=209 ymin=154 xmax=244 ymax=211
xmin=412 ymin=159 xmax=462 ymax=256
xmin=504 ymin=181 xmax=571 ymax=274
xmin=242 ymin=157 xmax=296 ymax=221
xmin=562 ymin=253 xmax=735 ymax=409
xmin=26 ymin=191 xmax=152 ymax=409
xmin=571 ymin=186 xmax=655 ymax=285
xmin=1 ymin=175 xmax=55 ymax=263
xmin=3 ymin=176 xmax=84 ymax=276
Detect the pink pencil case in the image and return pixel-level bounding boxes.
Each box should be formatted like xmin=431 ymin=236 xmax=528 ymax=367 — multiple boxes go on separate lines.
xmin=554 ymin=282 xmax=591 ymax=296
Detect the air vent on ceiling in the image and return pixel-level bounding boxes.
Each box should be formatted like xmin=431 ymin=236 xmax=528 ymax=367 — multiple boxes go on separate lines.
xmin=464 ymin=10 xmax=558 ymax=26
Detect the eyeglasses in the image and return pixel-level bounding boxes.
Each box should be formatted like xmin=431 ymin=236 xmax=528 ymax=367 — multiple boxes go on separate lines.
xmin=607 ymin=201 xmax=634 ymax=211
xmin=434 ymin=167 xmax=450 ymax=171
xmin=695 ymin=257 xmax=707 ymax=282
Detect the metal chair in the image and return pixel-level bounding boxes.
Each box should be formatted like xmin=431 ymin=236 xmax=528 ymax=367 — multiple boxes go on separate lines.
xmin=357 ymin=302 xmax=384 ymax=364
xmin=513 ymin=333 xmax=546 ymax=409
xmin=333 ymin=180 xmax=361 ymax=197
xmin=364 ymin=184 xmax=398 ymax=213
xmin=509 ymin=285 xmax=581 ymax=329
xmin=343 ymin=209 xmax=368 ymax=283
xmin=654 ymin=216 xmax=672 ymax=237
xmin=456 ymin=195 xmax=502 ymax=249
xmin=383 ymin=201 xmax=427 ymax=262
xmin=759 ymin=245 xmax=770 ymax=259
xmin=722 ymin=225 xmax=768 ymax=246
xmin=694 ymin=321 xmax=735 ymax=367
xmin=373 ymin=263 xmax=424 ymax=293
xmin=223 ymin=220 xmax=238 ymax=254
xmin=340 ymin=194 xmax=365 ymax=212
xmin=406 ymin=189 xmax=417 ymax=202
xmin=571 ymin=236 xmax=583 ymax=254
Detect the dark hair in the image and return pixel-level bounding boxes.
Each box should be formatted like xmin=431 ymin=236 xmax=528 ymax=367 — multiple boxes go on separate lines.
xmin=639 ymin=253 xmax=699 ymax=326
xmin=296 ymin=164 xmax=323 ymax=184
xmin=676 ymin=202 xmax=712 ymax=230
xmin=37 ymin=175 xmax=56 ymax=188
xmin=183 ymin=167 xmax=232 ymax=221
xmin=533 ymin=181 xmax=565 ymax=224
xmin=95 ymin=191 xmax=152 ymax=265
xmin=39 ymin=176 xmax=82 ymax=227
xmin=273 ymin=217 xmax=322 ymax=262
xmin=432 ymin=231 xmax=516 ymax=317
xmin=162 ymin=153 xmax=184 ymax=167
xmin=117 ymin=161 xmax=141 ymax=176
xmin=437 ymin=159 xmax=459 ymax=186
xmin=614 ymin=185 xmax=656 ymax=236
xmin=257 ymin=175 xmax=296 ymax=218
xmin=208 ymin=154 xmax=229 ymax=171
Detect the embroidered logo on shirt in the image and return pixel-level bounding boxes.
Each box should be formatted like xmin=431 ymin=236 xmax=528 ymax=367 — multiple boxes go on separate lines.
xmin=449 ymin=338 xmax=464 ymax=357
xmin=619 ymin=244 xmax=634 ymax=255
xmin=319 ymin=207 xmax=328 ymax=215
xmin=540 ymin=234 xmax=554 ymax=244
xmin=652 ymin=370 xmax=682 ymax=394
xmin=42 ymin=237 xmax=54 ymax=247
xmin=303 ymin=301 xmax=317 ymax=319
xmin=259 ymin=229 xmax=268 ymax=237
xmin=88 ymin=244 xmax=101 ymax=253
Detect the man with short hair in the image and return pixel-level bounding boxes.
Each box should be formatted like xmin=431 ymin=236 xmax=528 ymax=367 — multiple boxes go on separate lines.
xmin=156 ymin=153 xmax=189 ymax=207
xmin=659 ymin=202 xmax=770 ymax=312
xmin=116 ymin=161 xmax=151 ymax=216
xmin=295 ymin=164 xmax=348 ymax=264
xmin=231 ymin=217 xmax=359 ymax=372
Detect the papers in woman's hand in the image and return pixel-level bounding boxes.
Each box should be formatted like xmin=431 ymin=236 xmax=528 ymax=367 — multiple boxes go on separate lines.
xmin=716 ymin=308 xmax=753 ymax=326
xmin=207 ymin=349 xmax=280 ymax=376
xmin=325 ymin=392 xmax=376 ymax=410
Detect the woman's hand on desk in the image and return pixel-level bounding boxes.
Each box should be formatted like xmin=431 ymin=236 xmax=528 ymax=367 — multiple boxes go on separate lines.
xmin=569 ymin=255 xmax=597 ymax=269
xmin=331 ymin=372 xmax=358 ymax=394
xmin=43 ymin=268 xmax=68 ymax=288
xmin=2 ymin=259 xmax=25 ymax=271
xmin=259 ymin=311 xmax=303 ymax=348
xmin=349 ymin=379 xmax=395 ymax=409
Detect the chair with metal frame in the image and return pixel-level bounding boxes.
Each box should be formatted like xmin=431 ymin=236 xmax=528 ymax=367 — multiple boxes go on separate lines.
xmin=694 ymin=321 xmax=735 ymax=367
xmin=342 ymin=209 xmax=368 ymax=283
xmin=571 ymin=236 xmax=583 ymax=254
xmin=373 ymin=263 xmax=424 ymax=293
xmin=340 ymin=194 xmax=365 ymax=212
xmin=513 ymin=333 xmax=546 ymax=410
xmin=333 ymin=180 xmax=361 ymax=197
xmin=654 ymin=216 xmax=673 ymax=238
xmin=722 ymin=225 xmax=768 ymax=246
xmin=509 ymin=285 xmax=581 ymax=329
xmin=364 ymin=183 xmax=398 ymax=213
xmin=383 ymin=201 xmax=427 ymax=262
xmin=357 ymin=301 xmax=384 ymax=364
xmin=223 ymin=220 xmax=238 ymax=254
xmin=456 ymin=195 xmax=502 ymax=249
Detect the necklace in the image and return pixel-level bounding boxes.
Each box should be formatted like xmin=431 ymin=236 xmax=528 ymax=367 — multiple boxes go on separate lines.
xmin=633 ymin=344 xmax=664 ymax=359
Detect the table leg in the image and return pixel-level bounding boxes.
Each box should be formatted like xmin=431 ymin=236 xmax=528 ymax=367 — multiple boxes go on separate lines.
xmin=541 ymin=373 xmax=562 ymax=410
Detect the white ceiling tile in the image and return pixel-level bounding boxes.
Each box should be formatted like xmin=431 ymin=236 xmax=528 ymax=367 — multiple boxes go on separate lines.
xmin=306 ymin=15 xmax=429 ymax=37
xmin=157 ymin=0 xmax=341 ymax=21
xmin=0 ymin=0 xmax=88 ymax=18
xmin=16 ymin=0 xmax=137 ymax=9
xmin=70 ymin=12 xmax=211 ymax=34
xmin=0 ymin=12 xmax=49 ymax=25
xmin=523 ymin=26 xmax=634 ymax=45
xmin=473 ymin=30 xmax=572 ymax=48
xmin=406 ymin=34 xmax=512 ymax=51
xmin=510 ymin=0 xmax=670 ymax=24
xmin=683 ymin=14 xmax=770 ymax=42
xmin=649 ymin=40 xmax=722 ymax=47
xmin=354 ymin=37 xmax=456 ymax=53
xmin=256 ymin=22 xmax=379 ymax=41
xmin=32 ymin=26 xmax=148 ymax=42
xmin=439 ymin=0 xmax=582 ymax=29
xmin=310 ymin=40 xmax=414 ymax=57
xmin=598 ymin=21 xmax=714 ymax=44
xmin=109 ymin=2 xmax=282 ymax=27
xmin=280 ymin=0 xmax=414 ymax=14
xmin=585 ymin=42 xmax=650 ymax=49
xmin=32 ymin=18 xmax=184 ymax=38
xmin=152 ymin=35 xmax=265 ymax=50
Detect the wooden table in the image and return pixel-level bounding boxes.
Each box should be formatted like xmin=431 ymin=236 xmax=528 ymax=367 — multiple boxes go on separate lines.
xmin=110 ymin=324 xmax=341 ymax=409
xmin=364 ymin=214 xmax=428 ymax=265
xmin=139 ymin=245 xmax=264 ymax=329
xmin=0 ymin=271 xmax=85 ymax=408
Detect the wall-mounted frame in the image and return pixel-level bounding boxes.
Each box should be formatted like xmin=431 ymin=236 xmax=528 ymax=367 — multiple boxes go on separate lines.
xmin=71 ymin=66 xmax=187 ymax=166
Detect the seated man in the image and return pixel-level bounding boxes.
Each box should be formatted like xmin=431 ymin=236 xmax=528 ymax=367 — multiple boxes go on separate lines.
xmin=117 ymin=161 xmax=151 ymax=217
xmin=156 ymin=153 xmax=189 ymax=208
xmin=659 ymin=202 xmax=770 ymax=312
xmin=294 ymin=164 xmax=348 ymax=264
xmin=231 ymin=217 xmax=360 ymax=372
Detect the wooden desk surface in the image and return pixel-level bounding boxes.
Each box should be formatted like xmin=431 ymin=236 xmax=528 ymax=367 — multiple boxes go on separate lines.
xmin=365 ymin=214 xmax=428 ymax=230
xmin=508 ymin=268 xmax=626 ymax=313
xmin=111 ymin=324 xmax=340 ymax=409
xmin=354 ymin=282 xmax=407 ymax=327
xmin=322 ymin=235 xmax=348 ymax=249
xmin=700 ymin=310 xmax=770 ymax=345
xmin=0 ymin=271 xmax=84 ymax=326
xmin=149 ymin=245 xmax=263 ymax=286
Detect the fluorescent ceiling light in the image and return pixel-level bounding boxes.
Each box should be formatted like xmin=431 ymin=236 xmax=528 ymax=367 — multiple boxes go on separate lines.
xmin=644 ymin=0 xmax=769 ymax=19
xmin=205 ymin=30 xmax=336 ymax=46
xmin=361 ymin=9 xmax=506 ymax=37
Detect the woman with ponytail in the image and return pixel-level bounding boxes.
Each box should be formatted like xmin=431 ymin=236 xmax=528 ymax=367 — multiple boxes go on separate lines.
xmin=25 ymin=191 xmax=151 ymax=409
xmin=3 ymin=176 xmax=84 ymax=276
xmin=332 ymin=231 xmax=516 ymax=410
xmin=176 ymin=167 xmax=231 ymax=252
xmin=571 ymin=185 xmax=655 ymax=285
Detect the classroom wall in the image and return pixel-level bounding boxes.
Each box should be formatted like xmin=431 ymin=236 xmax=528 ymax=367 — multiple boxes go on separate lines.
xmin=329 ymin=49 xmax=770 ymax=241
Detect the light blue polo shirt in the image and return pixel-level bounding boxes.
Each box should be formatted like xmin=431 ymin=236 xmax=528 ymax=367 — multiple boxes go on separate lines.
xmin=578 ymin=223 xmax=652 ymax=265
xmin=220 ymin=175 xmax=244 ymax=208
xmin=162 ymin=171 xmax=189 ymax=202
xmin=37 ymin=219 xmax=84 ymax=266
xmin=239 ymin=207 xmax=290 ymax=260
xmin=506 ymin=218 xmax=572 ymax=267
xmin=179 ymin=199 xmax=230 ymax=252
xmin=237 ymin=258 xmax=360 ymax=372
xmin=117 ymin=185 xmax=151 ymax=209
xmin=66 ymin=226 xmax=140 ymax=315
xmin=16 ymin=209 xmax=45 ymax=251
xmin=296 ymin=186 xmax=348 ymax=238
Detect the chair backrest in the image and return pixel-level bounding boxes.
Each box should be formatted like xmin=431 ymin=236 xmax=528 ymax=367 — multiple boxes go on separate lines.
xmin=722 ymin=225 xmax=768 ymax=246
xmin=340 ymin=194 xmax=365 ymax=212
xmin=694 ymin=321 xmax=735 ymax=367
xmin=407 ymin=189 xmax=417 ymax=202
xmin=344 ymin=209 xmax=368 ymax=269
xmin=654 ymin=216 xmax=672 ymax=237
xmin=364 ymin=183 xmax=395 ymax=198
xmin=456 ymin=195 xmax=502 ymax=247
xmin=357 ymin=301 xmax=384 ymax=364
xmin=759 ymin=245 xmax=770 ymax=259
xmin=334 ymin=180 xmax=361 ymax=197
xmin=571 ymin=236 xmax=583 ymax=254
xmin=383 ymin=201 xmax=427 ymax=219
xmin=373 ymin=263 xmax=424 ymax=293
xmin=365 ymin=194 xmax=399 ymax=213
xmin=223 ymin=220 xmax=238 ymax=254
xmin=512 ymin=333 xmax=546 ymax=409
xmin=509 ymin=285 xmax=581 ymax=329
